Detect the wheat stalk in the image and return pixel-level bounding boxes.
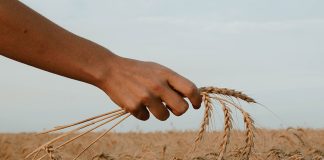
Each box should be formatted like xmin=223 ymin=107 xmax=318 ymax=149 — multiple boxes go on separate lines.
xmin=38 ymin=112 xmax=128 ymax=160
xmin=72 ymin=113 xmax=131 ymax=160
xmin=26 ymin=111 xmax=128 ymax=160
xmin=25 ymin=110 xmax=125 ymax=159
xmin=38 ymin=109 xmax=123 ymax=135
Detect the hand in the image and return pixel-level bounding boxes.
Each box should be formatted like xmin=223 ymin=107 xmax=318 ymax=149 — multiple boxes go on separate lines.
xmin=96 ymin=56 xmax=202 ymax=121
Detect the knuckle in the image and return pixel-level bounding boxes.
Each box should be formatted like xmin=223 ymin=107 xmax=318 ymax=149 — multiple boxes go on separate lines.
xmin=151 ymin=82 xmax=165 ymax=93
xmin=139 ymin=92 xmax=151 ymax=103
xmin=124 ymin=101 xmax=140 ymax=113
xmin=147 ymin=61 xmax=168 ymax=73
xmin=185 ymin=83 xmax=197 ymax=96
xmin=158 ymin=66 xmax=172 ymax=76
xmin=126 ymin=106 xmax=137 ymax=113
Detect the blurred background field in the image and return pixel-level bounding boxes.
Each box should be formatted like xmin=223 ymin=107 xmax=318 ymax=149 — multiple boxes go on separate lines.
xmin=1 ymin=129 xmax=323 ymax=160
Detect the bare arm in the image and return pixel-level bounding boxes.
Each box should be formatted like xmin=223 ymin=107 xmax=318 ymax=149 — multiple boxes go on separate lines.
xmin=0 ymin=0 xmax=202 ymax=121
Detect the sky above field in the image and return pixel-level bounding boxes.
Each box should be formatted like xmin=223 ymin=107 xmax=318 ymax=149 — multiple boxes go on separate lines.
xmin=1 ymin=0 xmax=324 ymax=132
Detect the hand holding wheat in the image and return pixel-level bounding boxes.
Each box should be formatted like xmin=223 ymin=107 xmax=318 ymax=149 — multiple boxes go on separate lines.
xmin=26 ymin=86 xmax=257 ymax=160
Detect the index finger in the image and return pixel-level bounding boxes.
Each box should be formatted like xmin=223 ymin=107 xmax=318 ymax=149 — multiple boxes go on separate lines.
xmin=167 ymin=71 xmax=202 ymax=109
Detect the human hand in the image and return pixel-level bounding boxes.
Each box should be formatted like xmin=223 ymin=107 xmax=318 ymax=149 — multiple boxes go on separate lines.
xmin=96 ymin=56 xmax=202 ymax=121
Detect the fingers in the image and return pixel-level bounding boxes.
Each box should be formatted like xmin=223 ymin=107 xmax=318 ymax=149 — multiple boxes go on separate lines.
xmin=167 ymin=72 xmax=202 ymax=109
xmin=123 ymin=90 xmax=170 ymax=121
xmin=132 ymin=107 xmax=150 ymax=121
xmin=160 ymin=87 xmax=189 ymax=116
xmin=123 ymin=102 xmax=150 ymax=121
xmin=146 ymin=98 xmax=170 ymax=121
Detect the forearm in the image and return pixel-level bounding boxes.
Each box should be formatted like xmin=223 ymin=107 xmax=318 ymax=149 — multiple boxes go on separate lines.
xmin=0 ymin=0 xmax=115 ymax=85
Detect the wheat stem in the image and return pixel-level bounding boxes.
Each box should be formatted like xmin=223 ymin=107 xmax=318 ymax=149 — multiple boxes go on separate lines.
xmin=38 ymin=109 xmax=123 ymax=135
xmin=27 ymin=110 xmax=125 ymax=160
xmin=72 ymin=113 xmax=131 ymax=160
xmin=34 ymin=112 xmax=127 ymax=160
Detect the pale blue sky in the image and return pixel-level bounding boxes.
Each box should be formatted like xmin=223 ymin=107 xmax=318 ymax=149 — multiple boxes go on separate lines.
xmin=1 ymin=0 xmax=323 ymax=132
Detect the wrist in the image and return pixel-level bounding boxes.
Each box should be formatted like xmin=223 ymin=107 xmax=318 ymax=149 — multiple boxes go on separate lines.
xmin=90 ymin=49 xmax=121 ymax=89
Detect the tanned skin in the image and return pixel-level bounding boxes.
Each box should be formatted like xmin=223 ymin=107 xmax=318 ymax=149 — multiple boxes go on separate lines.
xmin=0 ymin=0 xmax=202 ymax=121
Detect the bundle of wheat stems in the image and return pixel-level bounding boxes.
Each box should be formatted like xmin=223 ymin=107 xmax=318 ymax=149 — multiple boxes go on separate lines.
xmin=25 ymin=86 xmax=256 ymax=160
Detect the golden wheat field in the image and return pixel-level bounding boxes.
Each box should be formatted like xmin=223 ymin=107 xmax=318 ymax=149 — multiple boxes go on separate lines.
xmin=0 ymin=129 xmax=323 ymax=160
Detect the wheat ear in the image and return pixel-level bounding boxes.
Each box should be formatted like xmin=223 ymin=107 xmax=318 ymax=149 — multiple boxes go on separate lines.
xmin=242 ymin=112 xmax=254 ymax=159
xmin=217 ymin=101 xmax=232 ymax=160
xmin=214 ymin=97 xmax=255 ymax=160
xmin=194 ymin=86 xmax=256 ymax=156
xmin=193 ymin=92 xmax=213 ymax=150
xmin=200 ymin=87 xmax=256 ymax=103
